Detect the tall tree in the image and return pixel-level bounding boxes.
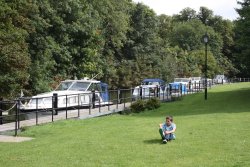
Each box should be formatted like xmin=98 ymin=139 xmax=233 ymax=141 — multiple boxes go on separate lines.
xmin=210 ymin=16 xmax=234 ymax=58
xmin=234 ymin=0 xmax=250 ymax=77
xmin=90 ymin=0 xmax=132 ymax=87
xmin=27 ymin=0 xmax=103 ymax=94
xmin=173 ymin=7 xmax=197 ymax=22
xmin=0 ymin=0 xmax=31 ymax=98
xmin=157 ymin=14 xmax=178 ymax=82
xmin=122 ymin=3 xmax=162 ymax=86
xmin=198 ymin=6 xmax=213 ymax=25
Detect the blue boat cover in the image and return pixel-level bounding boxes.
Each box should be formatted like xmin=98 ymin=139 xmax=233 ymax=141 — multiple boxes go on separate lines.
xmin=100 ymin=82 xmax=109 ymax=102
xmin=169 ymin=82 xmax=187 ymax=92
xmin=142 ymin=78 xmax=164 ymax=83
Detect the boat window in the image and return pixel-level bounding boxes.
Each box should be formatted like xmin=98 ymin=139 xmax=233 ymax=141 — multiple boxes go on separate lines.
xmin=174 ymin=78 xmax=190 ymax=82
xmin=69 ymin=82 xmax=90 ymax=91
xmin=174 ymin=79 xmax=181 ymax=82
xmin=87 ymin=83 xmax=94 ymax=91
xmin=96 ymin=83 xmax=101 ymax=92
xmin=56 ymin=82 xmax=73 ymax=91
xmin=43 ymin=97 xmax=52 ymax=103
xmin=142 ymin=82 xmax=151 ymax=85
xmin=87 ymin=83 xmax=101 ymax=91
xmin=142 ymin=81 xmax=160 ymax=85
xmin=30 ymin=98 xmax=42 ymax=104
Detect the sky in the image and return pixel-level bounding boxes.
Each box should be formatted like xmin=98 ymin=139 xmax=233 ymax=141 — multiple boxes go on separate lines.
xmin=132 ymin=0 xmax=241 ymax=20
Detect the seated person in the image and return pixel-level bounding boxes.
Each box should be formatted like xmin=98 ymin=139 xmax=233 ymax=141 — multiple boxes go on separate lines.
xmin=159 ymin=116 xmax=176 ymax=144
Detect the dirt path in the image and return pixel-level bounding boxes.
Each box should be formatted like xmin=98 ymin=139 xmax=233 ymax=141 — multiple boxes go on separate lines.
xmin=0 ymin=135 xmax=34 ymax=143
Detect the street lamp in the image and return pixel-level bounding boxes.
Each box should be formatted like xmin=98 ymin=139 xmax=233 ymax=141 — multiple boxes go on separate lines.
xmin=203 ymin=33 xmax=209 ymax=100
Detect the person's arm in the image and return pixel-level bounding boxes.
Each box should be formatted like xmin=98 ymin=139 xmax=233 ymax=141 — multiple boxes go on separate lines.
xmin=164 ymin=127 xmax=176 ymax=135
xmin=164 ymin=124 xmax=176 ymax=134
xmin=159 ymin=123 xmax=163 ymax=128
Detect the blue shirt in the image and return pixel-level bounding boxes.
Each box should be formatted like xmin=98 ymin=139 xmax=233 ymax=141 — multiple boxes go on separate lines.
xmin=162 ymin=122 xmax=176 ymax=132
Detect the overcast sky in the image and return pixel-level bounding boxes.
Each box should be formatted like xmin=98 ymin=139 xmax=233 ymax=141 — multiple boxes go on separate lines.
xmin=132 ymin=0 xmax=240 ymax=20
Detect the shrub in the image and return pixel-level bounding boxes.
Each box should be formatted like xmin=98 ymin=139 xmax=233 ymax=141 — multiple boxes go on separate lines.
xmin=145 ymin=98 xmax=161 ymax=110
xmin=20 ymin=126 xmax=28 ymax=132
xmin=130 ymin=99 xmax=146 ymax=113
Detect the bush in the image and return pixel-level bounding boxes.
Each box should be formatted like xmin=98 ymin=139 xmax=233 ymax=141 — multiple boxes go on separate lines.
xmin=130 ymin=99 xmax=146 ymax=113
xmin=145 ymin=98 xmax=161 ymax=110
xmin=130 ymin=98 xmax=161 ymax=113
xmin=20 ymin=126 xmax=28 ymax=132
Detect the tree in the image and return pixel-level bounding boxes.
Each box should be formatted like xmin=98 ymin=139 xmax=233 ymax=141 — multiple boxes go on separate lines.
xmin=158 ymin=14 xmax=173 ymax=43
xmin=122 ymin=3 xmax=163 ymax=86
xmin=26 ymin=0 xmax=104 ymax=94
xmin=170 ymin=20 xmax=207 ymax=51
xmin=91 ymin=0 xmax=132 ymax=87
xmin=173 ymin=7 xmax=197 ymax=22
xmin=169 ymin=16 xmax=233 ymax=77
xmin=197 ymin=6 xmax=213 ymax=25
xmin=0 ymin=0 xmax=31 ymax=98
xmin=188 ymin=50 xmax=219 ymax=78
xmin=157 ymin=15 xmax=178 ymax=82
xmin=211 ymin=17 xmax=234 ymax=56
xmin=1 ymin=0 xmax=242 ymax=98
xmin=234 ymin=0 xmax=250 ymax=77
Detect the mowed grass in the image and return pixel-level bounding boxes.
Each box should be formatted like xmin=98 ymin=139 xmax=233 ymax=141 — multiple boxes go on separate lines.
xmin=0 ymin=83 xmax=250 ymax=167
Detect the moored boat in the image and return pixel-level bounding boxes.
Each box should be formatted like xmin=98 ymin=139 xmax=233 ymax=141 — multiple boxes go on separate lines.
xmin=132 ymin=78 xmax=166 ymax=98
xmin=20 ymin=78 xmax=111 ymax=111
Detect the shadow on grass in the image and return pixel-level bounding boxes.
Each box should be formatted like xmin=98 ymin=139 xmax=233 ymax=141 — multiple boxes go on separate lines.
xmin=143 ymin=138 xmax=162 ymax=145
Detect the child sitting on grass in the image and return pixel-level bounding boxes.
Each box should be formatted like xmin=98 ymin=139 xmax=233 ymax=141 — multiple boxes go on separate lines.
xmin=159 ymin=116 xmax=176 ymax=144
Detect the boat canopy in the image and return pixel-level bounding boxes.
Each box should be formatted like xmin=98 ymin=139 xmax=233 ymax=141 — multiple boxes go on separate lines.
xmin=141 ymin=79 xmax=165 ymax=85
xmin=55 ymin=81 xmax=92 ymax=91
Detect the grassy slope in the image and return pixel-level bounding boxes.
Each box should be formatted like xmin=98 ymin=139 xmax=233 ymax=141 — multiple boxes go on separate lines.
xmin=0 ymin=83 xmax=250 ymax=167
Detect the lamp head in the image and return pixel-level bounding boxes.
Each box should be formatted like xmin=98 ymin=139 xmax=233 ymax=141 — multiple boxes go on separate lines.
xmin=203 ymin=33 xmax=209 ymax=44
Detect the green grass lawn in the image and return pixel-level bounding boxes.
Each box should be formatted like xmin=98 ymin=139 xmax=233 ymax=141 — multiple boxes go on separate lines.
xmin=1 ymin=83 xmax=250 ymax=167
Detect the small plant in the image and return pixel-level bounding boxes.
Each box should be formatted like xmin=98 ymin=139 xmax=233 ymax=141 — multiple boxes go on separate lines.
xmin=130 ymin=99 xmax=146 ymax=113
xmin=20 ymin=126 xmax=28 ymax=132
xmin=145 ymin=97 xmax=161 ymax=110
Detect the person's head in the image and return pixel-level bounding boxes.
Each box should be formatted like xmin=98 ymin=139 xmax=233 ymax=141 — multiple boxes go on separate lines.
xmin=166 ymin=116 xmax=173 ymax=126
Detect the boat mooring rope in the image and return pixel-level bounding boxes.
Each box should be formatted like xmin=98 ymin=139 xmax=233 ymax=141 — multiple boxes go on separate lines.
xmin=0 ymin=103 xmax=17 ymax=113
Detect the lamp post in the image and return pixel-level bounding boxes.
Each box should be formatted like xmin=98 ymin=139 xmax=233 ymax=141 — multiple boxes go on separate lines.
xmin=203 ymin=33 xmax=209 ymax=100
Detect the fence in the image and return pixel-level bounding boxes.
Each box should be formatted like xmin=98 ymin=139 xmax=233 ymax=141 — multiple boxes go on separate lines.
xmin=0 ymin=78 xmax=249 ymax=136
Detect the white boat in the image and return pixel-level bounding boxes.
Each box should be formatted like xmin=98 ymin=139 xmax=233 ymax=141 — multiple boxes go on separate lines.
xmin=20 ymin=78 xmax=111 ymax=111
xmin=173 ymin=78 xmax=192 ymax=90
xmin=191 ymin=77 xmax=202 ymax=83
xmin=133 ymin=79 xmax=166 ymax=98
xmin=191 ymin=77 xmax=202 ymax=89
xmin=214 ymin=75 xmax=227 ymax=84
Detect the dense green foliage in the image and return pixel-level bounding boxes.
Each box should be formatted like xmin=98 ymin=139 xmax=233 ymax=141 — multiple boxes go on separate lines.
xmin=0 ymin=1 xmax=31 ymax=98
xmin=0 ymin=0 xmax=248 ymax=98
xmin=0 ymin=83 xmax=250 ymax=166
xmin=130 ymin=99 xmax=146 ymax=113
xmin=234 ymin=0 xmax=250 ymax=77
xmin=144 ymin=97 xmax=161 ymax=110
